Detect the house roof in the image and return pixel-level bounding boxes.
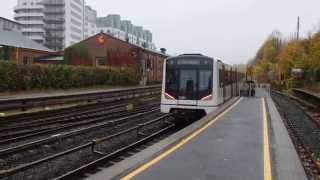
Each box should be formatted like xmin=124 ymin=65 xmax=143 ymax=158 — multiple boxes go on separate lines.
xmin=0 ymin=30 xmax=55 ymax=52
xmin=0 ymin=17 xmax=22 ymax=25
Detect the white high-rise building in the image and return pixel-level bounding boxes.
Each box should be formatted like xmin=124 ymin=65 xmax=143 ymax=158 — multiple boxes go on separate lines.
xmin=14 ymin=0 xmax=85 ymax=51
xmin=64 ymin=0 xmax=85 ymax=47
xmin=14 ymin=0 xmax=45 ymax=44
xmin=84 ymin=5 xmax=97 ymax=39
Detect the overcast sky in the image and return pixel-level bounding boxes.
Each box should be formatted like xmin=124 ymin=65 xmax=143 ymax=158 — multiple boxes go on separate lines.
xmin=1 ymin=0 xmax=320 ymax=64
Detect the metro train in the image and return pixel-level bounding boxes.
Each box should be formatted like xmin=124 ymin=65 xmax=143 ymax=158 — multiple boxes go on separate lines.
xmin=161 ymin=54 xmax=239 ymax=117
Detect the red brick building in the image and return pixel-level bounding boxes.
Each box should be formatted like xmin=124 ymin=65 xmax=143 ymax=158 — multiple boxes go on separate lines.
xmin=65 ymin=32 xmax=168 ymax=84
xmin=0 ymin=30 xmax=56 ymax=64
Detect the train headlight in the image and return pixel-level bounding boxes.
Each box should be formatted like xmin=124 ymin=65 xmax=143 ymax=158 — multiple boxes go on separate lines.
xmin=201 ymin=94 xmax=213 ymax=101
xmin=164 ymin=92 xmax=176 ymax=100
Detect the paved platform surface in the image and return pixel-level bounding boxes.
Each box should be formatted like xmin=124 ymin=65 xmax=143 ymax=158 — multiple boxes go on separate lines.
xmin=88 ymin=89 xmax=307 ymax=180
xmin=134 ymin=97 xmax=264 ymax=180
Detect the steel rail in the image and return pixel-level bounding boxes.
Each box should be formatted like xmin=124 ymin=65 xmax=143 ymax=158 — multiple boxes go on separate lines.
xmin=0 ymin=114 xmax=173 ymax=178
xmin=0 ymin=101 xmax=159 ymax=140
xmin=0 ymin=108 xmax=160 ymax=157
xmin=0 ymin=104 xmax=159 ymax=146
xmin=55 ymin=121 xmax=174 ymax=180
xmin=0 ymin=85 xmax=160 ymax=112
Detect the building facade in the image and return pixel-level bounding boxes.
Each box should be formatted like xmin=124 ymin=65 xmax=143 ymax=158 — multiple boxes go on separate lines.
xmin=84 ymin=6 xmax=97 ymax=39
xmin=42 ymin=0 xmax=65 ymax=50
xmin=97 ymin=15 xmax=156 ymax=50
xmin=0 ymin=17 xmax=23 ymax=32
xmin=14 ymin=0 xmax=85 ymax=51
xmin=14 ymin=0 xmax=45 ymax=44
xmin=14 ymin=0 xmax=156 ymax=51
xmin=64 ymin=0 xmax=85 ymax=48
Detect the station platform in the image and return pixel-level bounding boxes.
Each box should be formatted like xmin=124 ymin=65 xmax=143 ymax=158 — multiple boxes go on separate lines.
xmin=88 ymin=89 xmax=307 ymax=180
xmin=0 ymin=85 xmax=148 ymax=101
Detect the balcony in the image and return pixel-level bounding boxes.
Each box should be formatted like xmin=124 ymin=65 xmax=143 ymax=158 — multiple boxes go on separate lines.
xmin=44 ymin=9 xmax=65 ymax=14
xmin=27 ymin=35 xmax=45 ymax=41
xmin=21 ymin=28 xmax=45 ymax=33
xmin=14 ymin=5 xmax=44 ymax=13
xmin=14 ymin=13 xmax=44 ymax=19
xmin=17 ymin=20 xmax=45 ymax=25
xmin=44 ymin=18 xmax=65 ymax=23
xmin=45 ymin=34 xmax=65 ymax=40
xmin=42 ymin=1 xmax=65 ymax=6
xmin=45 ymin=25 xmax=65 ymax=31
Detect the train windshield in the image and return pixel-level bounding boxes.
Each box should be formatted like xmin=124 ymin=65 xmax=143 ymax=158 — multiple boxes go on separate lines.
xmin=165 ymin=58 xmax=213 ymax=100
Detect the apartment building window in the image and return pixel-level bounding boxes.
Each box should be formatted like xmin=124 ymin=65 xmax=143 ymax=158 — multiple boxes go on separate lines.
xmin=70 ymin=3 xmax=82 ymax=13
xmin=71 ymin=26 xmax=82 ymax=33
xmin=73 ymin=0 xmax=83 ymax=6
xmin=71 ymin=18 xmax=82 ymax=26
xmin=71 ymin=10 xmax=82 ymax=19
xmin=70 ymin=33 xmax=81 ymax=40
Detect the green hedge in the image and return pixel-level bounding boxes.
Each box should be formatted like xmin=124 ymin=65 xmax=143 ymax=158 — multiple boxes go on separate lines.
xmin=0 ymin=61 xmax=139 ymax=92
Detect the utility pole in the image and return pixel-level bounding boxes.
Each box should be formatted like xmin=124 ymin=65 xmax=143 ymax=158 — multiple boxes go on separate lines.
xmin=297 ymin=16 xmax=300 ymax=40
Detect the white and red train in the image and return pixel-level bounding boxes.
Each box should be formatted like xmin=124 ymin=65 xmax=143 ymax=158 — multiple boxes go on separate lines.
xmin=161 ymin=54 xmax=239 ymax=116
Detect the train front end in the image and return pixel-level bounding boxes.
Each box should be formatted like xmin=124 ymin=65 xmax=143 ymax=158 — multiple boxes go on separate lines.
xmin=161 ymin=54 xmax=215 ymax=117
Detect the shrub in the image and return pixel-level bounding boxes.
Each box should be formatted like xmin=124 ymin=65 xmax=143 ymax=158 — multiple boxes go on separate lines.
xmin=0 ymin=61 xmax=139 ymax=92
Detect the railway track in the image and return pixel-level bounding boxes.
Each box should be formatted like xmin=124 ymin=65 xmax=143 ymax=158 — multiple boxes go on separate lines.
xmin=0 ymin=85 xmax=161 ymax=112
xmin=0 ymin=97 xmax=160 ymax=148
xmin=55 ymin=120 xmax=176 ymax=180
xmin=0 ymin=85 xmax=166 ymax=180
xmin=0 ymin=105 xmax=161 ymax=160
xmin=291 ymin=89 xmax=320 ymax=128
xmin=271 ymin=91 xmax=320 ymax=179
xmin=0 ymin=109 xmax=176 ymax=180
xmin=0 ymin=92 xmax=159 ymax=126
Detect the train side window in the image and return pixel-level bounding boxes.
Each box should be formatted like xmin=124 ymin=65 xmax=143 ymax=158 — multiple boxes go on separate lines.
xmin=219 ymin=69 xmax=223 ymax=87
xmin=224 ymin=70 xmax=229 ymax=85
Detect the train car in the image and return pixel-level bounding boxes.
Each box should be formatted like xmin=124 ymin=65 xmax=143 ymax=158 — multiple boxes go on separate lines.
xmin=161 ymin=54 xmax=238 ymax=117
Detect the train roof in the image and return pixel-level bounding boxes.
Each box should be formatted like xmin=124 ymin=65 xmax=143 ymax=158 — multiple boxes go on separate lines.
xmin=166 ymin=54 xmax=236 ymax=68
xmin=167 ymin=53 xmax=213 ymax=60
